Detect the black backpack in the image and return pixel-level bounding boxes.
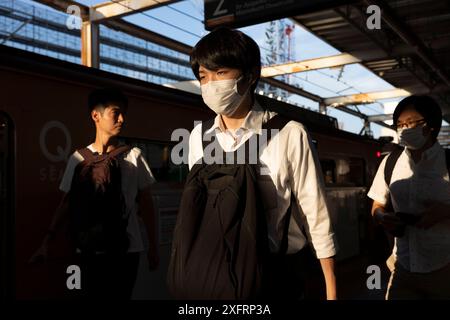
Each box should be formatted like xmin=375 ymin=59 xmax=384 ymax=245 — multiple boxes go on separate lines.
xmin=167 ymin=115 xmax=291 ymax=300
xmin=68 ymin=145 xmax=131 ymax=255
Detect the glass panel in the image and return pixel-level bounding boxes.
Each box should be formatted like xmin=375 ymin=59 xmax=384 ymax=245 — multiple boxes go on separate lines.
xmin=321 ymin=157 xmax=365 ymax=187
xmin=118 ymin=137 xmax=188 ymax=184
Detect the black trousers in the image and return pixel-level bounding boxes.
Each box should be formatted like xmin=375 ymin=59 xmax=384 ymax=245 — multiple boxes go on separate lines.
xmin=263 ymin=247 xmax=311 ymax=301
xmin=78 ymin=252 xmax=140 ymax=300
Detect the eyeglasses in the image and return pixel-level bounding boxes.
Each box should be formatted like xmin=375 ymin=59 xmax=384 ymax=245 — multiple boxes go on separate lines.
xmin=395 ymin=118 xmax=426 ymax=130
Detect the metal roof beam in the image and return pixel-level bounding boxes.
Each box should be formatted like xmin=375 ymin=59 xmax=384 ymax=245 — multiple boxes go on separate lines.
xmin=324 ymin=89 xmax=411 ymax=106
xmin=36 ymin=0 xmax=90 ymax=19
xmin=367 ymin=114 xmax=393 ymax=122
xmin=373 ymin=121 xmax=393 ymax=130
xmin=104 ymin=19 xmax=191 ymax=55
xmin=81 ymin=21 xmax=99 ymax=68
xmin=259 ymin=78 xmax=323 ymax=103
xmin=334 ymin=105 xmax=367 ymax=119
xmin=333 ymin=106 xmax=393 ymax=129
xmin=0 ymin=6 xmax=190 ymax=66
xmin=331 ymin=4 xmax=439 ymax=91
xmin=365 ymin=0 xmax=450 ymax=88
xmin=91 ymin=0 xmax=181 ymax=22
xmin=261 ymin=53 xmax=360 ymax=78
xmin=33 ymin=1 xmax=191 ymax=54
xmin=33 ymin=0 xmax=191 ymax=68
xmin=24 ymin=1 xmax=398 ymax=125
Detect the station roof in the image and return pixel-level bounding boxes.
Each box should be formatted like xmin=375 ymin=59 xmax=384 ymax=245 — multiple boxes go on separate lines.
xmin=31 ymin=0 xmax=450 ymax=125
xmin=291 ymin=0 xmax=450 ymax=122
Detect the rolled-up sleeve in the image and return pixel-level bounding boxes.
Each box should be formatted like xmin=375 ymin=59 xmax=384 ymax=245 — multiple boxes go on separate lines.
xmin=59 ymin=152 xmax=83 ymax=193
xmin=136 ymin=149 xmax=156 ymax=190
xmin=287 ymin=123 xmax=337 ymax=259
xmin=367 ymin=156 xmax=389 ymax=206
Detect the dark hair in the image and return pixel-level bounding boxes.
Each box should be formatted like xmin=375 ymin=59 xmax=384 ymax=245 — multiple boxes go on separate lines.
xmin=393 ymin=95 xmax=442 ymax=139
xmin=88 ymin=87 xmax=128 ymax=112
xmin=190 ymin=27 xmax=261 ymax=93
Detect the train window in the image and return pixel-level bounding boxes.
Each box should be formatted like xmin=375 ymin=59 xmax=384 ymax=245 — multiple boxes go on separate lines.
xmin=118 ymin=137 xmax=188 ymax=184
xmin=346 ymin=157 xmax=366 ymax=186
xmin=320 ymin=159 xmax=336 ymax=185
xmin=321 ymin=157 xmax=365 ymax=187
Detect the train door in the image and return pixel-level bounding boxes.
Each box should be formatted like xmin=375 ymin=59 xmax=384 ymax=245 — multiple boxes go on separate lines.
xmin=0 ymin=112 xmax=14 ymax=299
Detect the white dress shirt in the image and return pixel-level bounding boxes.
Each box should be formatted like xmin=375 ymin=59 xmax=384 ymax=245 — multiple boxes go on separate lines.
xmin=188 ymin=102 xmax=337 ymax=258
xmin=368 ymin=142 xmax=450 ymax=273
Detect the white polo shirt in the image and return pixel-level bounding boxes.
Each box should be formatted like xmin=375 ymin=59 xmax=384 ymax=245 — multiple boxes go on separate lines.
xmin=60 ymin=144 xmax=156 ymax=253
xmin=368 ymin=142 xmax=450 ymax=273
xmin=188 ymin=102 xmax=337 ymax=259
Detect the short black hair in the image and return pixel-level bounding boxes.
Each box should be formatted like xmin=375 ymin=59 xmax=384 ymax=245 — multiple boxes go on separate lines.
xmin=88 ymin=87 xmax=128 ymax=112
xmin=393 ymin=95 xmax=442 ymax=139
xmin=190 ymin=27 xmax=261 ymax=93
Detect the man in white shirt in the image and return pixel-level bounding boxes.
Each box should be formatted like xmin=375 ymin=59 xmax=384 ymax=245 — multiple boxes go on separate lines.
xmin=188 ymin=27 xmax=337 ymax=300
xmin=30 ymin=88 xmax=159 ymax=299
xmin=368 ymin=95 xmax=450 ymax=299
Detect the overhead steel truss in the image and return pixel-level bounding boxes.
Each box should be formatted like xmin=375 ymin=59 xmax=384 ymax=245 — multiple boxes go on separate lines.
xmin=30 ymin=0 xmax=425 ymax=134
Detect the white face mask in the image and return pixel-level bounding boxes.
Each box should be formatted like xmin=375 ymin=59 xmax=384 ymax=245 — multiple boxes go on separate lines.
xmin=200 ymin=77 xmax=249 ymax=116
xmin=397 ymin=125 xmax=428 ymax=150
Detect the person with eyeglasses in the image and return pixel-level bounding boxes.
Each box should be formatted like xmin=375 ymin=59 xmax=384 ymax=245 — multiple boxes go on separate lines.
xmin=368 ymin=95 xmax=450 ymax=299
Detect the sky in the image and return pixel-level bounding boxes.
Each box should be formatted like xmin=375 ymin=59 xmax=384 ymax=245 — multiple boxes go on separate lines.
xmin=28 ymin=0 xmax=414 ymax=138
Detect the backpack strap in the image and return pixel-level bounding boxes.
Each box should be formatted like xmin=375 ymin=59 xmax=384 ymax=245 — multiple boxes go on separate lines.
xmin=263 ymin=115 xmax=292 ymax=255
xmin=261 ymin=114 xmax=291 ymax=143
xmin=107 ymin=145 xmax=131 ymax=159
xmin=384 ymin=147 xmax=404 ymax=186
xmin=263 ymin=115 xmax=296 ymax=255
xmin=78 ymin=145 xmax=131 ymax=162
xmin=77 ymin=147 xmax=96 ymax=162
xmin=278 ymin=196 xmax=292 ymax=256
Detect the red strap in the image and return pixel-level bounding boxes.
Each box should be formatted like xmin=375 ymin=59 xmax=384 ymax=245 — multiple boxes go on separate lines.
xmin=77 ymin=147 xmax=96 ymax=162
xmin=77 ymin=145 xmax=131 ymax=162
xmin=107 ymin=145 xmax=131 ymax=158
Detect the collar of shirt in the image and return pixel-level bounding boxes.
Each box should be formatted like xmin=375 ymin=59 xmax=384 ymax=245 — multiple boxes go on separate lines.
xmin=204 ymin=101 xmax=265 ymax=136
xmin=404 ymin=141 xmax=442 ymax=162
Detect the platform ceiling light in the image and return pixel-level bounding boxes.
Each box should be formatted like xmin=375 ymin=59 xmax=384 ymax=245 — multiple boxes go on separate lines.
xmin=261 ymin=53 xmax=360 ymax=78
xmin=324 ymin=89 xmax=410 ymax=106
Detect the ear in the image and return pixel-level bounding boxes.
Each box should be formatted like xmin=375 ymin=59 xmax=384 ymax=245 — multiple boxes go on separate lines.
xmin=91 ymin=109 xmax=100 ymax=123
xmin=423 ymin=125 xmax=433 ymax=137
xmin=242 ymin=74 xmax=256 ymax=89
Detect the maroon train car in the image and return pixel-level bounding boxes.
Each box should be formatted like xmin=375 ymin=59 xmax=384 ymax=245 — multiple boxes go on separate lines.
xmin=1 ymin=46 xmax=386 ymax=300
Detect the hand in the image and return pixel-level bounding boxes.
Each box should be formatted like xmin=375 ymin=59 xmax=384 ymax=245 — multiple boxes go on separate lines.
xmin=416 ymin=202 xmax=450 ymax=229
xmin=374 ymin=211 xmax=404 ymax=235
xmin=147 ymin=249 xmax=159 ymax=271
